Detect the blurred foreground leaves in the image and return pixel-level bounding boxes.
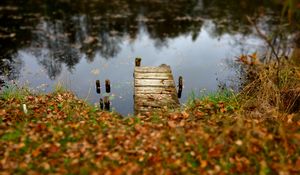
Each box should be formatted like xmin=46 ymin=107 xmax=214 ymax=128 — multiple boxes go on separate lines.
xmin=0 ymin=92 xmax=299 ymax=174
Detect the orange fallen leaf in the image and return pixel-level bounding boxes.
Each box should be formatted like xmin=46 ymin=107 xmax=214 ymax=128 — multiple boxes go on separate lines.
xmin=179 ymin=120 xmax=185 ymax=127
xmin=220 ymin=108 xmax=226 ymax=113
xmin=296 ymin=158 xmax=300 ymax=168
xmin=194 ymin=111 xmax=204 ymax=117
xmin=32 ymin=148 xmax=40 ymax=157
xmin=0 ymin=109 xmax=6 ymax=116
xmin=48 ymin=144 xmax=60 ymax=154
xmin=27 ymin=96 xmax=35 ymax=101
xmin=19 ymin=162 xmax=28 ymax=169
xmin=208 ymin=145 xmax=223 ymax=158
xmin=41 ymin=162 xmax=50 ymax=170
xmin=200 ymin=160 xmax=207 ymax=168
xmin=168 ymin=121 xmax=176 ymax=128
xmin=111 ymin=168 xmax=123 ymax=175
xmin=181 ymin=111 xmax=189 ymax=118
xmin=236 ymin=54 xmax=249 ymax=64
xmin=169 ymin=113 xmax=180 ymax=120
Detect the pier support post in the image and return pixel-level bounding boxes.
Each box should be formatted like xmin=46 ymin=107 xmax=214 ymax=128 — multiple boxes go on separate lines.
xmin=105 ymin=79 xmax=111 ymax=93
xmin=135 ymin=57 xmax=141 ymax=67
xmin=177 ymin=76 xmax=183 ymax=98
xmin=99 ymin=98 xmax=104 ymax=109
xmin=104 ymin=96 xmax=110 ymax=111
xmin=96 ymin=80 xmax=101 ymax=94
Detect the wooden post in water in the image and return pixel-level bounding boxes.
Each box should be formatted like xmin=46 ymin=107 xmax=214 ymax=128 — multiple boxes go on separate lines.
xmin=105 ymin=79 xmax=111 ymax=93
xmin=177 ymin=76 xmax=183 ymax=98
xmin=99 ymin=98 xmax=104 ymax=110
xmin=135 ymin=57 xmax=141 ymax=67
xmin=96 ymin=80 xmax=101 ymax=94
xmin=104 ymin=96 xmax=110 ymax=111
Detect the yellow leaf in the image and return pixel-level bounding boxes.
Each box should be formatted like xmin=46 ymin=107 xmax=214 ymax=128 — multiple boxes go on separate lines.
xmin=41 ymin=162 xmax=50 ymax=170
xmin=0 ymin=109 xmax=5 ymax=116
xmin=220 ymin=108 xmax=226 ymax=113
xmin=200 ymin=160 xmax=207 ymax=168
xmin=181 ymin=111 xmax=189 ymax=118
xmin=249 ymin=52 xmax=257 ymax=61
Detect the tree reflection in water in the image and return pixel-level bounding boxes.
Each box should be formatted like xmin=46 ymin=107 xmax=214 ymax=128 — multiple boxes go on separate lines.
xmin=0 ymin=0 xmax=298 ymax=81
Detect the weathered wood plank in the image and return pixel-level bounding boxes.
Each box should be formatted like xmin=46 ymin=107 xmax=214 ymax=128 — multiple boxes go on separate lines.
xmin=135 ymin=72 xmax=173 ymax=80
xmin=135 ymin=87 xmax=176 ymax=94
xmin=134 ymin=63 xmax=180 ymax=114
xmin=134 ymin=67 xmax=171 ymax=73
xmin=135 ymin=79 xmax=175 ymax=87
xmin=135 ymin=100 xmax=179 ymax=108
xmin=135 ymin=94 xmax=179 ymax=107
xmin=135 ymin=93 xmax=177 ymax=100
xmin=135 ymin=106 xmax=178 ymax=113
xmin=135 ymin=100 xmax=179 ymax=107
xmin=135 ymin=107 xmax=160 ymax=113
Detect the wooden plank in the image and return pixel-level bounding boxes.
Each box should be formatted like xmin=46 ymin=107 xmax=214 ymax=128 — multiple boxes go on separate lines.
xmin=135 ymin=100 xmax=179 ymax=108
xmin=135 ymin=101 xmax=179 ymax=108
xmin=133 ymin=63 xmax=179 ymax=114
xmin=135 ymin=106 xmax=170 ymax=113
xmin=135 ymin=79 xmax=175 ymax=87
xmin=135 ymin=108 xmax=158 ymax=113
xmin=136 ymin=106 xmax=162 ymax=111
xmin=135 ymin=72 xmax=173 ymax=80
xmin=135 ymin=94 xmax=179 ymax=107
xmin=134 ymin=66 xmax=171 ymax=73
xmin=135 ymin=101 xmax=161 ymax=108
xmin=135 ymin=93 xmax=177 ymax=100
xmin=135 ymin=87 xmax=176 ymax=94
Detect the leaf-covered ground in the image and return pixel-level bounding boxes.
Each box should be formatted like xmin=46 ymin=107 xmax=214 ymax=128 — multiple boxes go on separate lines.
xmin=0 ymin=92 xmax=300 ymax=174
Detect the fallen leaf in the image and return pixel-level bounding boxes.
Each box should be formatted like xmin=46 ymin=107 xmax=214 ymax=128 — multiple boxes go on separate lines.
xmin=181 ymin=111 xmax=189 ymax=118
xmin=41 ymin=162 xmax=50 ymax=170
xmin=168 ymin=121 xmax=176 ymax=128
xmin=48 ymin=144 xmax=60 ymax=154
xmin=235 ymin=140 xmax=243 ymax=146
xmin=32 ymin=148 xmax=40 ymax=157
xmin=0 ymin=109 xmax=6 ymax=116
xmin=200 ymin=160 xmax=207 ymax=168
xmin=208 ymin=145 xmax=223 ymax=158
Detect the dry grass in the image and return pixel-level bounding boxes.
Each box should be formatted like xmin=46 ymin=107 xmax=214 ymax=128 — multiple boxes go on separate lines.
xmin=239 ymin=59 xmax=300 ymax=118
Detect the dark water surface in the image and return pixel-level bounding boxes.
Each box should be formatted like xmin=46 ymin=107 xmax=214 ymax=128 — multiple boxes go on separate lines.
xmin=0 ymin=0 xmax=296 ymax=115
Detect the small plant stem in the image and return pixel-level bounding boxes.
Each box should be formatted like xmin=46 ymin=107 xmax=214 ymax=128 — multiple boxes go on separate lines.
xmin=246 ymin=16 xmax=280 ymax=63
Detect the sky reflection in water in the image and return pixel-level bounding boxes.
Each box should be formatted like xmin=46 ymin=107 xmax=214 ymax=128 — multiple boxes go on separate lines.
xmin=16 ymin=21 xmax=261 ymax=115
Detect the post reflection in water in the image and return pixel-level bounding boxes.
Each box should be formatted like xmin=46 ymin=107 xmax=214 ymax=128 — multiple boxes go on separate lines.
xmin=0 ymin=0 xmax=298 ymax=115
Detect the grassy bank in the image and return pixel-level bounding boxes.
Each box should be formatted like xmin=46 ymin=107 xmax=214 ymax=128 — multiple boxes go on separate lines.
xmin=0 ymin=60 xmax=299 ymax=174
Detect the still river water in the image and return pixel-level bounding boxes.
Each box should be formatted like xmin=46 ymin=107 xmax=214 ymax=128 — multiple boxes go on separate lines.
xmin=0 ymin=0 xmax=294 ymax=115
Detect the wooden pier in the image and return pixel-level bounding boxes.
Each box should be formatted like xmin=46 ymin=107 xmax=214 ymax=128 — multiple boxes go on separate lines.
xmin=134 ymin=59 xmax=180 ymax=114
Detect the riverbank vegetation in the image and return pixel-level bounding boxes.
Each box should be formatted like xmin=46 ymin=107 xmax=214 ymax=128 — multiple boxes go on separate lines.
xmin=0 ymin=56 xmax=299 ymax=174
